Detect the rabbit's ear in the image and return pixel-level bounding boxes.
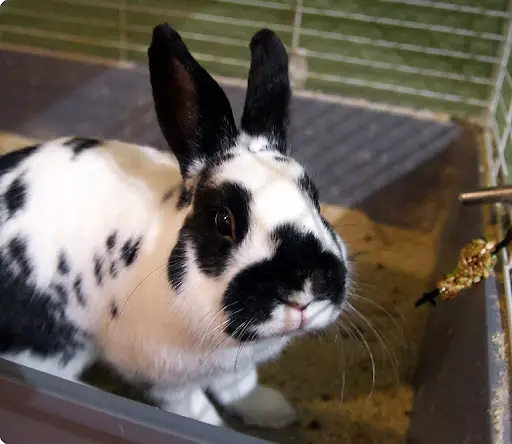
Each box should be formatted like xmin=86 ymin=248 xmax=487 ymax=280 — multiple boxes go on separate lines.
xmin=148 ymin=23 xmax=237 ymax=179
xmin=241 ymin=29 xmax=291 ymax=155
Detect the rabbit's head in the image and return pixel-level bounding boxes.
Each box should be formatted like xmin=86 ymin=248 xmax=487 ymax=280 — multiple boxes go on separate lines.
xmin=149 ymin=24 xmax=350 ymax=345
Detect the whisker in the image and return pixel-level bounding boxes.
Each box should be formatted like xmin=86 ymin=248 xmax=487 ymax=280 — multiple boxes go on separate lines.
xmin=344 ymin=317 xmax=375 ymax=401
xmin=350 ymin=294 xmax=408 ymax=355
xmin=108 ymin=263 xmax=167 ymax=345
xmin=197 ymin=302 xmax=240 ymax=347
xmin=195 ymin=319 xmax=241 ymax=370
xmin=197 ymin=317 xmax=232 ymax=349
xmin=346 ymin=302 xmax=400 ymax=386
xmin=234 ymin=320 xmax=255 ymax=372
xmin=335 ymin=318 xmax=359 ymax=368
xmin=330 ymin=325 xmax=347 ymax=405
xmin=206 ymin=309 xmax=244 ymax=342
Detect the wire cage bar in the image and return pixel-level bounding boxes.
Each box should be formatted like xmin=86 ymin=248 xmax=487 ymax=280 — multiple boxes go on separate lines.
xmin=0 ymin=0 xmax=508 ymax=117
xmin=482 ymin=0 xmax=512 ymax=365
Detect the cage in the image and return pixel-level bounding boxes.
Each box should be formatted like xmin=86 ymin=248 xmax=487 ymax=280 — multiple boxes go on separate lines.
xmin=0 ymin=1 xmax=511 ymax=443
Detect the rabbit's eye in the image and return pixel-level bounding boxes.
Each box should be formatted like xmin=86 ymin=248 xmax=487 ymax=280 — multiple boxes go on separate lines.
xmin=215 ymin=206 xmax=236 ymax=240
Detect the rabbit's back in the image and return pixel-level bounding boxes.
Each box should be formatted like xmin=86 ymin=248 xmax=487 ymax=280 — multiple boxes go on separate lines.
xmin=0 ymin=136 xmax=180 ymax=363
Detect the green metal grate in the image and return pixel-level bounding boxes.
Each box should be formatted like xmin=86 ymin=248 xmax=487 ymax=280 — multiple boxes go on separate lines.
xmin=0 ymin=0 xmax=509 ymax=118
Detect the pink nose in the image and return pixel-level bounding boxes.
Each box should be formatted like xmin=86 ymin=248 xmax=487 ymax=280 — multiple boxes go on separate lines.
xmin=287 ymin=302 xmax=309 ymax=312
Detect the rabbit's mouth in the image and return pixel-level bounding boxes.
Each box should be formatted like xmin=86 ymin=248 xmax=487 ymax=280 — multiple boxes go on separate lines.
xmin=226 ymin=299 xmax=342 ymax=342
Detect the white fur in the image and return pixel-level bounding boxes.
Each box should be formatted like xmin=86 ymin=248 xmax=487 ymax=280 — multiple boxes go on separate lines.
xmin=4 ymin=348 xmax=93 ymax=383
xmin=136 ymin=144 xmax=179 ymax=168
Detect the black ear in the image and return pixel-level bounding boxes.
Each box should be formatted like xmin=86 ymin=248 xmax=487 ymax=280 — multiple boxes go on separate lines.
xmin=148 ymin=23 xmax=238 ymax=179
xmin=241 ymin=29 xmax=291 ymax=155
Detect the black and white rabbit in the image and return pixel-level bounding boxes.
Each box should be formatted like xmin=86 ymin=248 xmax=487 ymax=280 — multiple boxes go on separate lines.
xmin=0 ymin=23 xmax=350 ymax=429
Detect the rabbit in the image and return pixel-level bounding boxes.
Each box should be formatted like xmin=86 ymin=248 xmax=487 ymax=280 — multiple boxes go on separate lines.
xmin=0 ymin=23 xmax=350 ymax=429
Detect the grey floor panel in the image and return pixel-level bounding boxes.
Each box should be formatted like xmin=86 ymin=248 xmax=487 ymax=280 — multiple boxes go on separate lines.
xmin=0 ymin=48 xmax=460 ymax=207
xmin=0 ymin=50 xmax=106 ymax=131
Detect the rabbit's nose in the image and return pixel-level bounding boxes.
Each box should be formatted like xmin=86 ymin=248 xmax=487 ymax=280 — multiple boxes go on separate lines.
xmin=286 ymin=301 xmax=310 ymax=312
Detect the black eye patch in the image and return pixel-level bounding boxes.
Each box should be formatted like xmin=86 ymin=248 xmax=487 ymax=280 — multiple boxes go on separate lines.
xmin=176 ymin=181 xmax=252 ymax=278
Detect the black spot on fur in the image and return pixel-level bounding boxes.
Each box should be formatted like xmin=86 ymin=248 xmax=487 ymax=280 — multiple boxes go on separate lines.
xmin=4 ymin=176 xmax=27 ymax=219
xmin=120 ymin=237 xmax=142 ymax=267
xmin=65 ymin=137 xmax=101 ymax=155
xmin=109 ymin=261 xmax=118 ymax=278
xmin=106 ymin=232 xmax=117 ymax=252
xmin=110 ymin=302 xmax=119 ymax=319
xmin=273 ymin=155 xmax=290 ymax=163
xmin=93 ymin=255 xmax=103 ymax=286
xmin=58 ymin=251 xmax=70 ymax=275
xmin=7 ymin=237 xmax=31 ymax=276
xmin=176 ymin=184 xmax=193 ymax=210
xmin=0 ymin=237 xmax=85 ymax=361
xmin=162 ymin=188 xmax=174 ymax=203
xmin=168 ymin=230 xmax=188 ymax=293
xmin=298 ymin=172 xmax=320 ymax=210
xmin=223 ymin=224 xmax=346 ymax=341
xmin=0 ymin=144 xmax=39 ymax=177
xmin=73 ymin=275 xmax=86 ymax=307
xmin=184 ymin=180 xmax=252 ymax=278
xmin=51 ymin=283 xmax=67 ymax=303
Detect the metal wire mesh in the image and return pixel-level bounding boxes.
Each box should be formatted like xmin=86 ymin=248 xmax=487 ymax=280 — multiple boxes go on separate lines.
xmin=0 ymin=0 xmax=509 ymax=117
xmin=481 ymin=0 xmax=512 ymax=365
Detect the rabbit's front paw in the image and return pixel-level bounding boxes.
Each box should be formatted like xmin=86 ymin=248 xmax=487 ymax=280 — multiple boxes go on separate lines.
xmin=228 ymin=385 xmax=297 ymax=429
xmin=150 ymin=386 xmax=225 ymax=427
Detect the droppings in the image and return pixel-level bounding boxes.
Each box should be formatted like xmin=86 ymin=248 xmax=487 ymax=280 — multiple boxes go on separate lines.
xmin=308 ymin=419 xmax=322 ymax=430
